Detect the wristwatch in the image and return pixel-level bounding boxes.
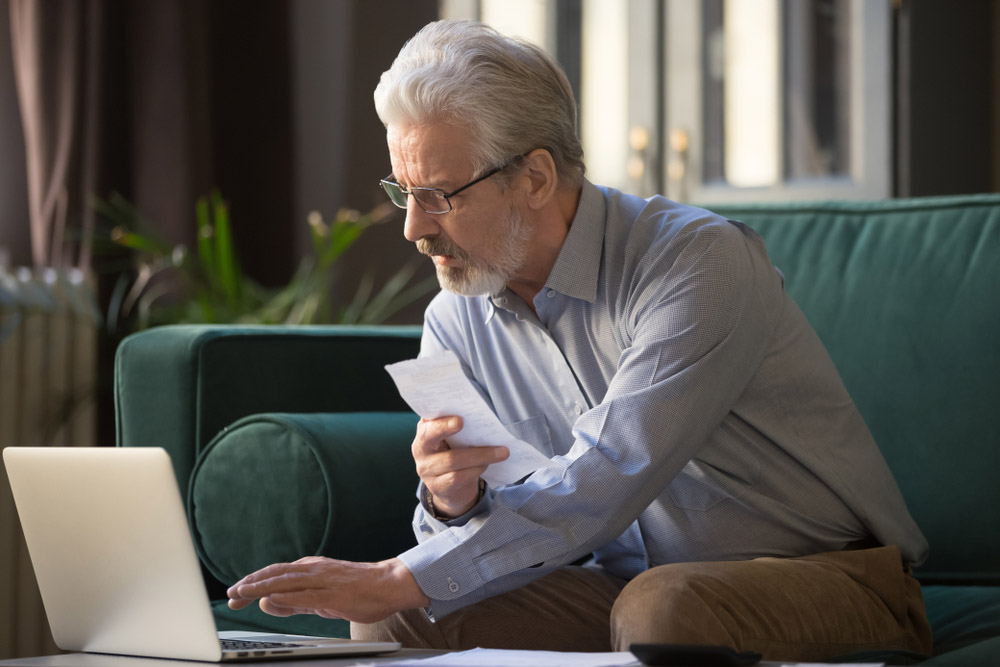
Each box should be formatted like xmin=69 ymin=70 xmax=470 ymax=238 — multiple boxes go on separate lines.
xmin=426 ymin=478 xmax=487 ymax=520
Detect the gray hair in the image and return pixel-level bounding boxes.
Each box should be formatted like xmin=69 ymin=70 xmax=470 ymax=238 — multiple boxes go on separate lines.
xmin=374 ymin=19 xmax=585 ymax=186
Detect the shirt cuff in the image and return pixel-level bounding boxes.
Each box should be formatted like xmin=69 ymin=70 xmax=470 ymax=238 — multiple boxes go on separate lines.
xmin=414 ymin=480 xmax=492 ymax=539
xmin=397 ymin=529 xmax=491 ymax=618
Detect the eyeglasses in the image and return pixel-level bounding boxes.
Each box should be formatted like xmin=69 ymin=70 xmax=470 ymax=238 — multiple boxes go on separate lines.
xmin=380 ymin=155 xmax=523 ymax=215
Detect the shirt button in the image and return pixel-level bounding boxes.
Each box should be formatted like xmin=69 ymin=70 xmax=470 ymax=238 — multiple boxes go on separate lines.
xmin=574 ymin=403 xmax=584 ymax=415
xmin=447 ymin=577 xmax=460 ymax=593
xmin=546 ymin=290 xmax=556 ymax=298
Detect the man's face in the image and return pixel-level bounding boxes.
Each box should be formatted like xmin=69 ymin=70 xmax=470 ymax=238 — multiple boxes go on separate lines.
xmin=386 ymin=122 xmax=532 ymax=296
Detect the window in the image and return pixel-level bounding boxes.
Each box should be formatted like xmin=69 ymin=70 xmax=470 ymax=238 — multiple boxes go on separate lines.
xmin=665 ymin=0 xmax=891 ymax=201
xmin=440 ymin=0 xmax=892 ymax=202
xmin=439 ymin=0 xmax=651 ymax=194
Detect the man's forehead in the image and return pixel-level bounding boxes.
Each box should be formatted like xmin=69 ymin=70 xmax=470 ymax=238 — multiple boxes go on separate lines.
xmin=387 ymin=121 xmax=476 ymax=185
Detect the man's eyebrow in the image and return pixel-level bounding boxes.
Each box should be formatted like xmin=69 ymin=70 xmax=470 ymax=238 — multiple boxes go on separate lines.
xmin=391 ymin=162 xmax=458 ymax=190
xmin=420 ymin=168 xmax=454 ymax=189
xmin=403 ymin=177 xmax=456 ymax=191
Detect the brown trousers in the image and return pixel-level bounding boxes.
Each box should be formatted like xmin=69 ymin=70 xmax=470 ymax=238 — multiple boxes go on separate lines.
xmin=352 ymin=546 xmax=933 ymax=662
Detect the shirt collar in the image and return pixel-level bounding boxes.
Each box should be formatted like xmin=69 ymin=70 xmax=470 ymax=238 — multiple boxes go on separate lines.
xmin=485 ymin=180 xmax=606 ymax=323
xmin=544 ymin=179 xmax=605 ymax=303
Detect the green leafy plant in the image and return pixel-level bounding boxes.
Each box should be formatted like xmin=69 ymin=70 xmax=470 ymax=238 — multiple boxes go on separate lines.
xmin=93 ymin=190 xmax=437 ymax=331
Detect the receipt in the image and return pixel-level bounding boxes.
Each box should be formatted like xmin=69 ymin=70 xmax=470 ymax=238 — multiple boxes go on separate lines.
xmin=385 ymin=352 xmax=561 ymax=485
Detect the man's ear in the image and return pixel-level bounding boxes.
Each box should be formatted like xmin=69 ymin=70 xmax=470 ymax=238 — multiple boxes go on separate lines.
xmin=520 ymin=149 xmax=559 ymax=210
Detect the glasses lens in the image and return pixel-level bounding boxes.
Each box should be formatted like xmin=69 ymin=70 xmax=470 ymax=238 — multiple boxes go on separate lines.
xmin=412 ymin=189 xmax=451 ymax=214
xmin=380 ymin=180 xmax=408 ymax=209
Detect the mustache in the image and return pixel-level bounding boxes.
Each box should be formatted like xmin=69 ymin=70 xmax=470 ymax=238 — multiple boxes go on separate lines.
xmin=417 ymin=237 xmax=467 ymax=261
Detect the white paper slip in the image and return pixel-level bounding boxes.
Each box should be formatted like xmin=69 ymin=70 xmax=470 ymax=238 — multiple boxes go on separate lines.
xmin=777 ymin=664 xmax=884 ymax=667
xmin=367 ymin=647 xmax=641 ymax=667
xmin=385 ymin=352 xmax=563 ymax=486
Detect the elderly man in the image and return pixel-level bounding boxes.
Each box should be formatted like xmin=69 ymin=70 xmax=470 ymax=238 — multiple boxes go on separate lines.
xmin=227 ymin=19 xmax=932 ymax=662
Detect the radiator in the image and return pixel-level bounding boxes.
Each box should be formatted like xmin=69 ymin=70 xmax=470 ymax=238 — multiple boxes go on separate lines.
xmin=0 ymin=268 xmax=99 ymax=659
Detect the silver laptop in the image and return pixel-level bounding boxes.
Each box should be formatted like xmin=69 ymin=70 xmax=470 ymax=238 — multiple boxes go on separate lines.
xmin=3 ymin=446 xmax=401 ymax=662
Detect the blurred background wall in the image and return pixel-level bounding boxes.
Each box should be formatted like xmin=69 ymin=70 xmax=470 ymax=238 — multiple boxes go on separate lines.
xmin=0 ymin=0 xmax=997 ymax=658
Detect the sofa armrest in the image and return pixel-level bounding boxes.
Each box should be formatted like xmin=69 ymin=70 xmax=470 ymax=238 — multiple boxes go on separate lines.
xmin=188 ymin=411 xmax=420 ymax=587
xmin=114 ymin=324 xmax=422 ymax=500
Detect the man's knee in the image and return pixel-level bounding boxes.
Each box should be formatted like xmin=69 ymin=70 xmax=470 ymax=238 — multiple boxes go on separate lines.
xmin=610 ymin=563 xmax=740 ymax=651
xmin=349 ymin=616 xmax=400 ymax=645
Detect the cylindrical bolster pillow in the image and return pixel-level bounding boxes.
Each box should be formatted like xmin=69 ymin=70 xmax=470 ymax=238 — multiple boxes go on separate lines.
xmin=188 ymin=412 xmax=420 ymax=586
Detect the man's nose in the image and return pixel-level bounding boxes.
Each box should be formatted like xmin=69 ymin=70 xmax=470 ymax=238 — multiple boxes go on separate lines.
xmin=403 ymin=199 xmax=441 ymax=243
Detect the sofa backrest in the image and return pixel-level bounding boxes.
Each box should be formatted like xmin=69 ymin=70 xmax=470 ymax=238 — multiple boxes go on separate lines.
xmin=115 ymin=325 xmax=422 ymax=502
xmin=710 ymin=195 xmax=1000 ymax=583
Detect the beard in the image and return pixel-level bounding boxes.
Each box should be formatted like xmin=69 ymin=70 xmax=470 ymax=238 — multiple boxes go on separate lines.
xmin=417 ymin=202 xmax=533 ymax=297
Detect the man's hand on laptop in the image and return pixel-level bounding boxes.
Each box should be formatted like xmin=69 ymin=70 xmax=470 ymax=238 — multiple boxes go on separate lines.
xmin=226 ymin=556 xmax=429 ymax=623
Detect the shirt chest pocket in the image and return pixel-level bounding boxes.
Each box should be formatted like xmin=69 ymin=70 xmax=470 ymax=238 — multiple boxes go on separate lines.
xmin=503 ymin=415 xmax=555 ymax=458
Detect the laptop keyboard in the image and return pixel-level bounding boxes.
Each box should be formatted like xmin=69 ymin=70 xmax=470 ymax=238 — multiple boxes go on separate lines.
xmin=220 ymin=639 xmax=306 ymax=652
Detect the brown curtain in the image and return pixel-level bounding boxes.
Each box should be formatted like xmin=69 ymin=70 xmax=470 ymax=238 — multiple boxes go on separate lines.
xmin=3 ymin=2 xmax=106 ymax=658
xmin=10 ymin=0 xmax=103 ymax=270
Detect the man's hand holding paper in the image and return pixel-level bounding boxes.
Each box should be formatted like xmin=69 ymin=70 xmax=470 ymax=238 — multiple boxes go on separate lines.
xmin=409 ymin=414 xmax=508 ymax=518
xmin=386 ymin=352 xmax=563 ymax=491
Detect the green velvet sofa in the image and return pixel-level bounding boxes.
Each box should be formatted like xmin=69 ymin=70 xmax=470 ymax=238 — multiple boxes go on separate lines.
xmin=115 ymin=194 xmax=1000 ymax=665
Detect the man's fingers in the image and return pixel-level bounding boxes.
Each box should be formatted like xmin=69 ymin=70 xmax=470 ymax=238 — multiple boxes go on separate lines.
xmin=413 ymin=416 xmax=463 ymax=455
xmin=228 ymin=571 xmax=343 ymax=618
xmin=230 ymin=572 xmax=312 ymax=600
xmin=226 ymin=559 xmax=381 ymax=622
xmin=419 ymin=445 xmax=509 ymax=478
xmin=258 ymin=596 xmax=320 ymax=618
xmin=225 ymin=556 xmax=421 ymax=625
xmin=227 ymin=561 xmax=326 ymax=600
xmin=265 ymin=589 xmax=342 ymax=613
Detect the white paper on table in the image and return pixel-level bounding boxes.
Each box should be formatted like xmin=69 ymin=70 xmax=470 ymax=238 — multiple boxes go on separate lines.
xmin=361 ymin=647 xmax=641 ymax=667
xmin=385 ymin=352 xmax=563 ymax=486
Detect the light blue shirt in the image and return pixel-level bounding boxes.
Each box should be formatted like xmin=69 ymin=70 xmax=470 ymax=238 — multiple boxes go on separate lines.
xmin=397 ymin=181 xmax=927 ymax=620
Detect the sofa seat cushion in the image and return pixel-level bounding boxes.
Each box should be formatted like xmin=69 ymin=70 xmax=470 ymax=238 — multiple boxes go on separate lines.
xmin=188 ymin=412 xmax=420 ymax=587
xmin=919 ymin=636 xmax=1000 ymax=666
xmin=922 ymin=585 xmax=1000 ymax=657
